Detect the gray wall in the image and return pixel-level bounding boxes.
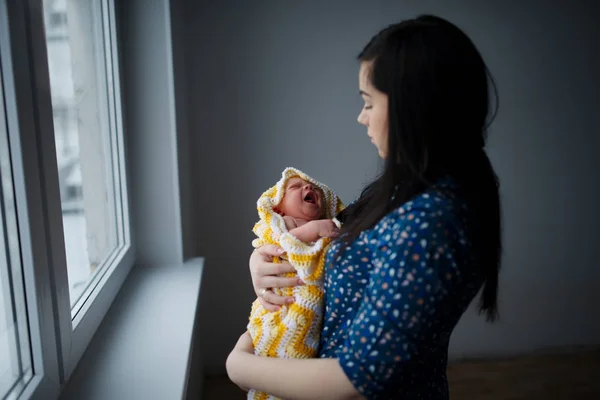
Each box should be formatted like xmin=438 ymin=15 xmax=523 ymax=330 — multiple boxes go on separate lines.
xmin=121 ymin=0 xmax=184 ymax=265
xmin=179 ymin=0 xmax=600 ymax=373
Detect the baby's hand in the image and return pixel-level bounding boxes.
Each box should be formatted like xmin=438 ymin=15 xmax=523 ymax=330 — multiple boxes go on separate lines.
xmin=288 ymin=219 xmax=339 ymax=243
xmin=309 ymin=219 xmax=340 ymax=239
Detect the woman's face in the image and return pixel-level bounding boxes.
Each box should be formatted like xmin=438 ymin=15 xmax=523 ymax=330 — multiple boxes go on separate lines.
xmin=357 ymin=61 xmax=389 ymax=159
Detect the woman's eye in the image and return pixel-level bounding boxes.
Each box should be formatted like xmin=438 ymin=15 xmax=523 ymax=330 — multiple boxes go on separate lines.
xmin=364 ymin=105 xmax=373 ymax=110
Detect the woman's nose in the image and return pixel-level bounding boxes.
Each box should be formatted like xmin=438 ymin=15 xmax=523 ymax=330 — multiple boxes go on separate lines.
xmin=357 ymin=110 xmax=367 ymax=126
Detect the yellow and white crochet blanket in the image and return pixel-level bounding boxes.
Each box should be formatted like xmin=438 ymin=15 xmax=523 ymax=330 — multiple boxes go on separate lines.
xmin=247 ymin=167 xmax=344 ymax=400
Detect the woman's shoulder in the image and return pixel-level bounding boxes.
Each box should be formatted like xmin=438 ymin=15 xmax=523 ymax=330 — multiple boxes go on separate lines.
xmin=377 ymin=176 xmax=468 ymax=233
xmin=366 ymin=176 xmax=475 ymax=275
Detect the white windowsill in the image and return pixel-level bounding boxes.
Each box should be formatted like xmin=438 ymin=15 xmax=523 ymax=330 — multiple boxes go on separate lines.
xmin=58 ymin=258 xmax=204 ymax=400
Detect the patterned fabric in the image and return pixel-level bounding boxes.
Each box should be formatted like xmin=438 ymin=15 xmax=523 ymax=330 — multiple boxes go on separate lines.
xmin=247 ymin=167 xmax=344 ymax=400
xmin=319 ymin=177 xmax=484 ymax=399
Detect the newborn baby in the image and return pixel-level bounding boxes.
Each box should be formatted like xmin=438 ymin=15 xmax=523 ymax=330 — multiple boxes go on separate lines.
xmin=246 ymin=167 xmax=344 ymax=400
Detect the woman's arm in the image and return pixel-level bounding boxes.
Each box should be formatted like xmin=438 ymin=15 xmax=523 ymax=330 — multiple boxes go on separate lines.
xmin=227 ymin=332 xmax=364 ymax=400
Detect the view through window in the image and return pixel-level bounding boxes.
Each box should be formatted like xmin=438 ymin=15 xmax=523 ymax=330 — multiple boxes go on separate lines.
xmin=43 ymin=0 xmax=127 ymax=312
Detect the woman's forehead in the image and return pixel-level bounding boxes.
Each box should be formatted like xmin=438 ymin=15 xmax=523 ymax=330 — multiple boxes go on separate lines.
xmin=359 ymin=62 xmax=373 ymax=90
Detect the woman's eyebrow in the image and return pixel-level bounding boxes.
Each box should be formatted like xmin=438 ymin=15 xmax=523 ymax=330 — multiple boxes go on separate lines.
xmin=359 ymin=90 xmax=371 ymax=97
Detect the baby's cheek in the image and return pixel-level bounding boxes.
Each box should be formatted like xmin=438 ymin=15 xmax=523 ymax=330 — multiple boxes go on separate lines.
xmin=319 ymin=195 xmax=326 ymax=217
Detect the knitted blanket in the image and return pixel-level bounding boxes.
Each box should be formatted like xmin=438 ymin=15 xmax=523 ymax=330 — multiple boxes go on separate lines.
xmin=247 ymin=167 xmax=344 ymax=400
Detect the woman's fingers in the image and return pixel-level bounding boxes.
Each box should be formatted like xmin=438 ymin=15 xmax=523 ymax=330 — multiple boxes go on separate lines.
xmin=249 ymin=246 xmax=291 ymax=277
xmin=258 ymin=290 xmax=290 ymax=311
xmin=255 ymin=244 xmax=285 ymax=259
xmin=249 ymin=245 xmax=302 ymax=311
xmin=260 ymin=275 xmax=303 ymax=289
xmin=260 ymin=261 xmax=297 ymax=276
xmin=259 ymin=287 xmax=296 ymax=308
xmin=259 ymin=297 xmax=281 ymax=312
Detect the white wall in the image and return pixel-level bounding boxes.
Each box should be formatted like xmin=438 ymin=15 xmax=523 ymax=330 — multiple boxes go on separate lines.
xmin=178 ymin=0 xmax=600 ymax=373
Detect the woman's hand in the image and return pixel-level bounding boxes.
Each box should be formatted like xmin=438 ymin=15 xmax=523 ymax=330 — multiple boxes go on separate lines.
xmin=250 ymin=244 xmax=303 ymax=311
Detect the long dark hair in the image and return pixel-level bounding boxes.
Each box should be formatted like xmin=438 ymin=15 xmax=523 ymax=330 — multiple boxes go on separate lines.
xmin=337 ymin=15 xmax=502 ymax=322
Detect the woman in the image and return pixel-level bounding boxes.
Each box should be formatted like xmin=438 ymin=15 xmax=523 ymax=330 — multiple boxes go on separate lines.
xmin=227 ymin=14 xmax=501 ymax=400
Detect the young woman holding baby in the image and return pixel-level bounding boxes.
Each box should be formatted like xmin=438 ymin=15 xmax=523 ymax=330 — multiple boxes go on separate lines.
xmin=227 ymin=14 xmax=502 ymax=400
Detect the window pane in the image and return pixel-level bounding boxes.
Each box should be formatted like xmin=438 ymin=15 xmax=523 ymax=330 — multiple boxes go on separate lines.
xmin=43 ymin=0 xmax=128 ymax=313
xmin=0 ymin=59 xmax=32 ymax=398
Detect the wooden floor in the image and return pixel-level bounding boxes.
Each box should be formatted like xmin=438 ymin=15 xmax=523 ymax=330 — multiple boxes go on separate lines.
xmin=203 ymin=349 xmax=600 ymax=399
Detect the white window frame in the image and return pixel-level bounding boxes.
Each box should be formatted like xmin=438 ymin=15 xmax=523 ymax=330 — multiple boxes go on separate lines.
xmin=1 ymin=0 xmax=134 ymax=397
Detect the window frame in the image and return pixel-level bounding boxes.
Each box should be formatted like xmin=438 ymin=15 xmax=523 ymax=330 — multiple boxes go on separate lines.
xmin=1 ymin=0 xmax=134 ymax=396
xmin=0 ymin=45 xmax=35 ymax=399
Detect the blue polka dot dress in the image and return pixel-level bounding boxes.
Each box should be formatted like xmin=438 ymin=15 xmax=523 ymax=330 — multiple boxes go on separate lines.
xmin=319 ymin=177 xmax=484 ymax=399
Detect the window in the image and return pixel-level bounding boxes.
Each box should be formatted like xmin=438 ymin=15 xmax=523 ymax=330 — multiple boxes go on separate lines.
xmin=42 ymin=0 xmax=131 ymax=315
xmin=0 ymin=0 xmax=133 ymax=397
xmin=0 ymin=60 xmax=33 ymax=398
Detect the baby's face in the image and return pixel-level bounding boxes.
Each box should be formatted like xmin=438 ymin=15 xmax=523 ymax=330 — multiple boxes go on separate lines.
xmin=276 ymin=177 xmax=325 ymax=221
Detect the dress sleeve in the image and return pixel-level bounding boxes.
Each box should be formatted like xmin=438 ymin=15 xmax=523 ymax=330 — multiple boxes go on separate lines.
xmin=338 ymin=208 xmax=467 ymax=398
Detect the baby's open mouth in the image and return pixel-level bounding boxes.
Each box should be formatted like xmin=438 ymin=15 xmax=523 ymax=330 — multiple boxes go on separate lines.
xmin=304 ymin=191 xmax=317 ymax=204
